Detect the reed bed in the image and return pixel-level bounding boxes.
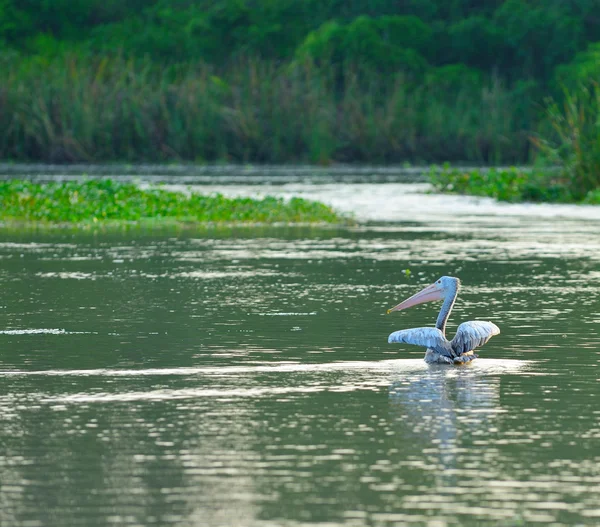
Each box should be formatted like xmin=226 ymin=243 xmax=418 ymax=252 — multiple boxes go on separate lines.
xmin=0 ymin=53 xmax=535 ymax=164
xmin=531 ymin=83 xmax=600 ymax=200
xmin=428 ymin=82 xmax=600 ymax=203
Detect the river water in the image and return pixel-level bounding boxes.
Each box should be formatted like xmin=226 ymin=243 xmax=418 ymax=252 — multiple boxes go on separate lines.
xmin=1 ymin=169 xmax=599 ymax=526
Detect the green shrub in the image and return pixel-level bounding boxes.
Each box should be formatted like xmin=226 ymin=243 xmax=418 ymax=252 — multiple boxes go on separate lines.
xmin=294 ymin=15 xmax=430 ymax=76
xmin=532 ymin=83 xmax=600 ymax=200
xmin=584 ymin=188 xmax=600 ymax=204
xmin=423 ymin=64 xmax=482 ymax=90
xmin=445 ymin=17 xmax=506 ymax=72
xmin=493 ymin=0 xmax=584 ymax=81
xmin=428 ymin=166 xmax=574 ymax=203
xmin=553 ymin=42 xmax=600 ymax=89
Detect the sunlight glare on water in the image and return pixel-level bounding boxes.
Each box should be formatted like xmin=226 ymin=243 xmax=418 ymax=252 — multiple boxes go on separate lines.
xmin=0 ymin=172 xmax=599 ymax=526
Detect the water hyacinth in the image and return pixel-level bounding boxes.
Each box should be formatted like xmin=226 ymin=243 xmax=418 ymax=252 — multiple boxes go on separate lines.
xmin=0 ymin=179 xmax=344 ymax=224
xmin=428 ymin=166 xmax=575 ymax=203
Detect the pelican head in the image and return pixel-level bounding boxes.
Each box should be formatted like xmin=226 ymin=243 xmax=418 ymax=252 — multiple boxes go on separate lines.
xmin=387 ymin=276 xmax=460 ymax=314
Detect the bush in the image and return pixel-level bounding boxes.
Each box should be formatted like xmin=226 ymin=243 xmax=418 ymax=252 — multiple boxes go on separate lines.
xmin=423 ymin=64 xmax=482 ymax=91
xmin=553 ymin=42 xmax=600 ymax=89
xmin=444 ymin=17 xmax=507 ymax=72
xmin=294 ymin=15 xmax=430 ymax=76
xmin=428 ymin=166 xmax=574 ymax=203
xmin=532 ymin=83 xmax=600 ymax=200
xmin=493 ymin=0 xmax=584 ymax=81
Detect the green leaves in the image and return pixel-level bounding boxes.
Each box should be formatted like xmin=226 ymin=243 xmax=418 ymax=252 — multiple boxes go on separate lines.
xmin=428 ymin=166 xmax=574 ymax=204
xmin=3 ymin=1 xmax=600 ymax=166
xmin=0 ymin=53 xmax=536 ymax=164
xmin=294 ymin=15 xmax=430 ymax=76
xmin=553 ymin=43 xmax=600 ymax=90
xmin=533 ymin=84 xmax=600 ymax=201
xmin=0 ymin=179 xmax=344 ymax=224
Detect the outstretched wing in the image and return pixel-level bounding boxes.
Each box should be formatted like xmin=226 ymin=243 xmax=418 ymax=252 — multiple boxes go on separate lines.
xmin=451 ymin=321 xmax=500 ymax=355
xmin=388 ymin=327 xmax=451 ymax=356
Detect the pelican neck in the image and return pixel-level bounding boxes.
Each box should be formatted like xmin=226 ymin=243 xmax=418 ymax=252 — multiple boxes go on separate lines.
xmin=435 ymin=287 xmax=458 ymax=335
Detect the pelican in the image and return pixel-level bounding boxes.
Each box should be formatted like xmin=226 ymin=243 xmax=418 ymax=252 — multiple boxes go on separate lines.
xmin=387 ymin=276 xmax=500 ymax=364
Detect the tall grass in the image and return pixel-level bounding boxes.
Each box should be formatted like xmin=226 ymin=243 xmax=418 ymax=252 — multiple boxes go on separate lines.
xmin=532 ymin=83 xmax=600 ymax=200
xmin=427 ymin=82 xmax=600 ymax=203
xmin=0 ymin=52 xmax=535 ymax=164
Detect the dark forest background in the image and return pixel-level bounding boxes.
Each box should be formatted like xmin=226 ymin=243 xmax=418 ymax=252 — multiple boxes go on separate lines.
xmin=1 ymin=0 xmax=599 ymax=164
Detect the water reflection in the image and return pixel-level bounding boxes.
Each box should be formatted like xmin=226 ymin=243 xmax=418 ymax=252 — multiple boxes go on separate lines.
xmin=388 ymin=362 xmax=514 ymax=479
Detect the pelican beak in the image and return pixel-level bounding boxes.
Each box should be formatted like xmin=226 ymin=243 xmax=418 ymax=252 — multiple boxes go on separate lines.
xmin=387 ymin=282 xmax=445 ymax=314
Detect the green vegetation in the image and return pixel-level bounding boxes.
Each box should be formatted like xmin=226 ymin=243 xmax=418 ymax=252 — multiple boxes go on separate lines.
xmin=2 ymin=0 xmax=597 ymax=81
xmin=429 ymin=166 xmax=575 ymax=203
xmin=0 ymin=54 xmax=530 ymax=164
xmin=0 ymin=179 xmax=344 ymax=224
xmin=532 ymin=83 xmax=600 ymax=201
xmin=1 ymin=1 xmax=600 ymax=200
xmin=429 ymin=77 xmax=600 ymax=204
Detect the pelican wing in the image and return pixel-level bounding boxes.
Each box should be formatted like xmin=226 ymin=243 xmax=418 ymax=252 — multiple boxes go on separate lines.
xmin=451 ymin=321 xmax=500 ymax=355
xmin=388 ymin=327 xmax=452 ymax=356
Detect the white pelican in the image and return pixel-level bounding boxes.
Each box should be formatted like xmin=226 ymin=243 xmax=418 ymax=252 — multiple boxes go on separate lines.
xmin=387 ymin=276 xmax=500 ymax=364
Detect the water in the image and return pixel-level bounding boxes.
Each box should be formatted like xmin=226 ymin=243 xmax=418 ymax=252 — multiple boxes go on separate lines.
xmin=1 ymin=173 xmax=600 ymax=526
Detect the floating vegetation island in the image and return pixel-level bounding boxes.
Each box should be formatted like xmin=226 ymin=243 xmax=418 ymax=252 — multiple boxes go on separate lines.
xmin=0 ymin=179 xmax=345 ymax=226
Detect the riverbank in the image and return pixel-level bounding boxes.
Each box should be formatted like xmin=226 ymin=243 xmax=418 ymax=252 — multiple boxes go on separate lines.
xmin=3 ymin=55 xmax=599 ymax=202
xmin=428 ymin=166 xmax=600 ymax=204
xmin=0 ymin=179 xmax=346 ymax=226
xmin=2 ymin=164 xmax=600 ymax=209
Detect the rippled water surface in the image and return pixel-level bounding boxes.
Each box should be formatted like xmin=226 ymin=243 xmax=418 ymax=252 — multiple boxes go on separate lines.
xmin=1 ymin=172 xmax=600 ymax=526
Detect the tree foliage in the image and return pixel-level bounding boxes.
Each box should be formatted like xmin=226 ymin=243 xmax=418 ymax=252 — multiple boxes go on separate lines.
xmin=1 ymin=0 xmax=599 ymax=83
xmin=294 ymin=16 xmax=431 ymax=76
xmin=2 ymin=0 xmax=600 ymax=167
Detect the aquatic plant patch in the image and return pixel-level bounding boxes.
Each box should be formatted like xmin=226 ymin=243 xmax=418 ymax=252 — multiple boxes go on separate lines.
xmin=428 ymin=166 xmax=575 ymax=203
xmin=0 ymin=179 xmax=343 ymax=224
